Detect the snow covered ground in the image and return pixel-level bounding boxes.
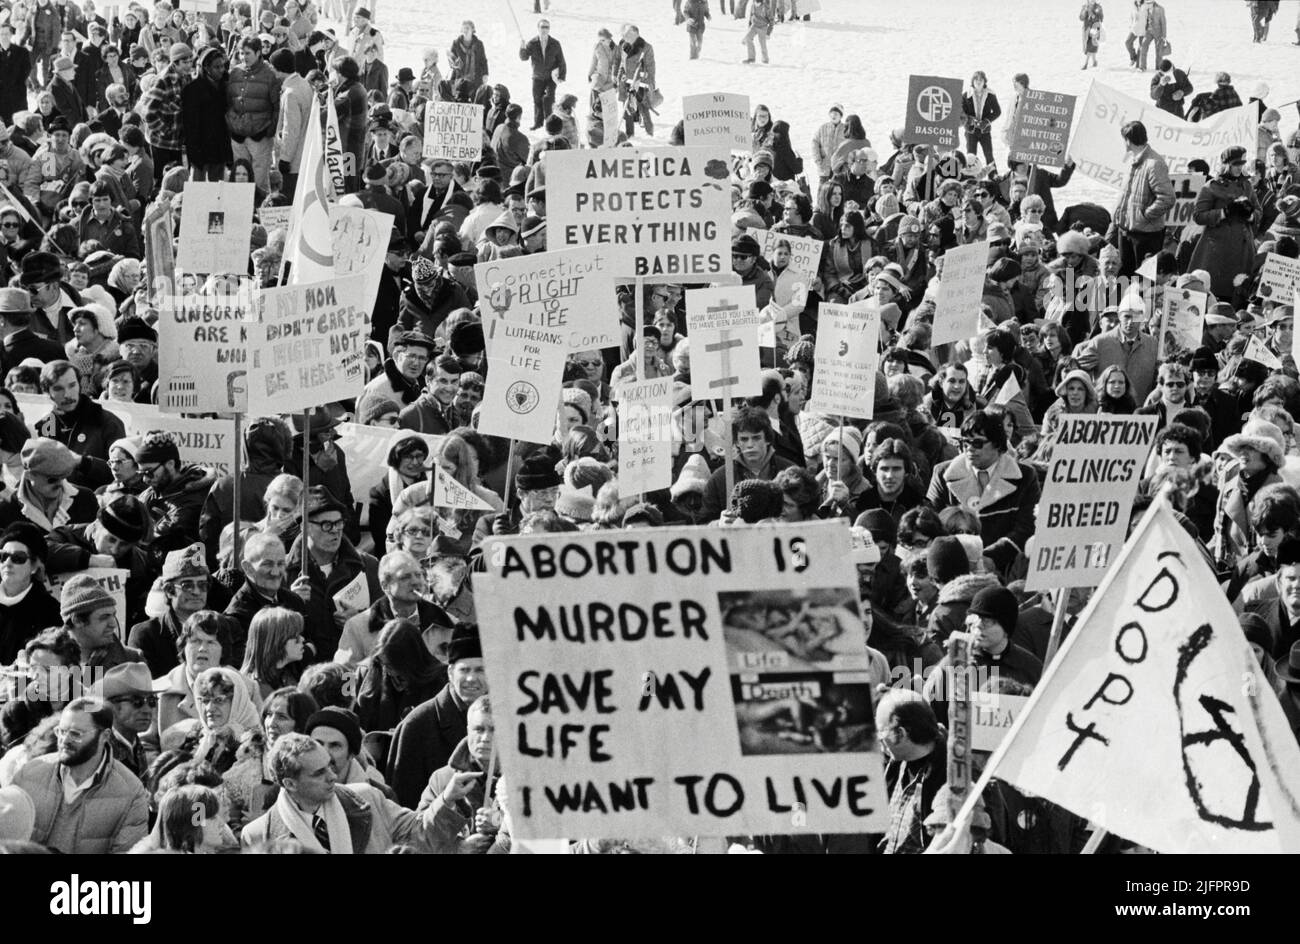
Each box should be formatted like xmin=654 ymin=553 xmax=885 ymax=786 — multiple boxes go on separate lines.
xmin=355 ymin=0 xmax=1300 ymax=208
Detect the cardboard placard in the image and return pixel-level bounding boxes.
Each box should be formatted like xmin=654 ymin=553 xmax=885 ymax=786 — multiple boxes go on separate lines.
xmin=157 ymin=283 xmax=253 ymax=414
xmin=616 ymin=376 xmax=674 ymax=496
xmin=423 ymin=101 xmax=486 ymax=162
xmin=1259 ymin=252 xmax=1300 ymax=301
xmin=903 ymin=74 xmax=965 ymax=150
xmin=806 ymin=301 xmax=880 ymax=420
xmin=685 ymin=286 xmax=762 ymax=401
xmin=176 ymin=182 xmax=255 ymax=276
xmin=931 ymin=241 xmax=988 ymax=346
xmin=1007 ymin=88 xmax=1076 ymax=170
xmin=1156 ymin=288 xmax=1207 ymax=360
xmin=475 ymin=246 xmax=619 ymax=352
xmin=681 ymin=92 xmax=751 ymax=152
xmin=433 ymin=465 xmax=494 ymax=511
xmin=477 ymin=322 xmax=568 ymax=443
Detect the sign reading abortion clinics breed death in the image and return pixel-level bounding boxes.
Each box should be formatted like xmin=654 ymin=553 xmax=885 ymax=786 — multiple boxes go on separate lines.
xmin=473 ymin=520 xmax=888 ymax=839
xmin=682 ymin=92 xmax=751 ymax=151
xmin=478 ymin=321 xmax=568 ymax=443
xmin=475 ymin=246 xmax=619 ymax=352
xmin=248 ymin=275 xmax=368 ymax=414
xmin=807 ymin=301 xmax=880 ymax=420
xmin=547 ymin=146 xmax=732 ymax=280
xmin=1026 ymin=414 xmax=1156 ymax=591
xmin=903 ymin=75 xmax=965 ymax=150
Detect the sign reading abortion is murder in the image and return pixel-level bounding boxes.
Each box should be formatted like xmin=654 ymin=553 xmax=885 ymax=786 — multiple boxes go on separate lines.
xmin=475 ymin=246 xmax=619 ymax=351
xmin=1026 ymin=414 xmax=1156 ymax=591
xmin=474 ymin=520 xmax=888 ymax=840
xmin=548 ymin=147 xmax=731 ymax=280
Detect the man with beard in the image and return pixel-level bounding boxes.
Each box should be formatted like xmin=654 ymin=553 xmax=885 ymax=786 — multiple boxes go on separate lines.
xmin=387 ymin=254 xmax=469 ymax=350
xmin=135 ymin=434 xmax=217 ymax=561
xmin=14 ymin=697 xmax=149 ymax=852
xmin=34 ymin=361 xmax=124 ymax=486
xmin=387 ymin=622 xmax=486 ymax=808
xmin=399 ymin=352 xmax=465 ymax=434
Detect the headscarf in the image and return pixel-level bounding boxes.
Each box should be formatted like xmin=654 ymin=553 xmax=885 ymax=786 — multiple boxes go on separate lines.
xmin=194 ymin=666 xmax=261 ymax=736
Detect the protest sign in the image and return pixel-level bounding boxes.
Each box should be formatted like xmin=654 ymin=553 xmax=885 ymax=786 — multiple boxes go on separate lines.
xmin=1007 ymin=88 xmax=1076 ymax=169
xmin=1026 ymin=413 xmax=1156 ymax=591
xmin=682 ymin=92 xmax=751 ymax=151
xmin=807 ymin=301 xmax=880 ymax=419
xmin=423 ymin=101 xmax=486 ymax=162
xmin=930 ymin=241 xmax=988 ymax=345
xmin=475 ymin=246 xmax=619 ymax=352
xmin=323 ymin=95 xmax=350 ymax=195
xmin=258 ymin=205 xmax=291 ymax=232
xmin=616 ymin=376 xmax=674 ymax=495
xmin=248 ymin=275 xmax=368 ymax=414
xmin=50 ymin=568 xmax=129 ymax=629
xmin=332 ymin=571 xmax=370 ymax=617
xmin=330 ymin=206 xmax=392 ymax=318
xmin=143 ymin=200 xmax=174 ymax=302
xmin=1156 ymin=287 xmax=1207 ymax=360
xmin=1244 ymin=334 xmax=1283 ymax=370
xmin=434 ymin=465 xmax=495 ymax=511
xmin=474 ymin=520 xmax=888 ymax=840
xmin=971 ymin=693 xmax=1030 ymax=752
xmin=157 ymin=285 xmax=253 ymax=414
xmin=993 ymin=371 xmax=1022 ymax=406
xmin=685 ymin=286 xmax=762 ymax=401
xmin=336 ymin=423 xmax=443 ymax=504
xmin=1165 ymin=173 xmax=1205 ymax=235
xmin=1294 ymin=291 xmax=1300 ymax=368
xmin=547 ymin=146 xmax=731 ymax=280
xmin=903 ymin=75 xmax=964 ymax=150
xmin=983 ymin=498 xmax=1300 ymax=853
xmin=758 ymin=229 xmax=823 ymax=283
xmin=1071 ymin=81 xmax=1257 ymax=187
xmin=598 ymin=88 xmax=621 ymax=147
xmin=107 ymin=403 xmax=239 ymax=476
xmin=1259 ymin=252 xmax=1300 ymax=301
xmin=478 ymin=321 xmax=568 ymax=443
xmin=286 ymin=102 xmax=336 ymax=286
xmin=176 ymin=182 xmax=255 ymax=275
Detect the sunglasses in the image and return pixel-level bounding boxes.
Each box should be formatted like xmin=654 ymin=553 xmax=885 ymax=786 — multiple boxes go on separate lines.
xmin=960 ymin=437 xmax=990 ymax=449
xmin=1163 ymin=380 xmax=1187 ymax=388
xmin=110 ymin=694 xmax=157 ymax=708
xmin=0 ymin=551 xmax=30 ymax=564
xmin=0 ymin=222 xmax=19 ymax=229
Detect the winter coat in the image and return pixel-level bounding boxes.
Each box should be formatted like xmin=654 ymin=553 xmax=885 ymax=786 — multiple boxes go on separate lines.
xmin=1189 ymin=84 xmax=1243 ymax=122
xmin=1073 ymin=326 xmax=1161 ymax=403
xmin=140 ymin=64 xmax=187 ymax=152
xmin=768 ymin=121 xmax=803 ymax=182
xmin=587 ymin=39 xmax=619 ymax=91
xmin=277 ymin=72 xmax=314 ymax=172
xmin=448 ymin=35 xmax=489 ymax=89
xmin=16 ymin=748 xmax=149 ymax=854
xmin=0 ymin=44 xmax=32 ymax=118
xmin=223 ymin=583 xmax=307 ymax=668
xmin=700 ymin=451 xmax=795 ymax=521
xmin=925 ymin=571 xmax=1001 ymax=645
xmin=31 ymin=2 xmax=62 ymax=53
xmin=0 ymin=581 xmax=61 ymax=665
xmin=225 ymin=58 xmax=281 ymax=138
xmin=36 ymin=395 xmax=125 ymax=471
xmin=334 ymin=79 xmax=368 ymax=175
xmin=1188 ymin=173 xmax=1261 ymax=299
xmin=811 ymin=120 xmax=848 ymax=178
xmin=125 ymin=605 xmax=186 ymax=677
xmin=490 ymin=121 xmax=529 ymax=179
xmin=386 ymin=682 xmax=469 ymax=809
xmin=415 ymin=737 xmax=497 ymax=854
xmin=926 ymin=451 xmax=1041 ymax=574
xmin=617 ymin=37 xmax=654 ymax=93
xmin=1150 ymin=67 xmax=1192 ymax=119
xmin=820 ymin=236 xmax=871 ymax=300
xmin=519 ymin=35 xmax=566 ymax=82
xmin=339 ymin=596 xmax=452 ymax=668
xmin=140 ymin=464 xmax=218 ymax=560
xmin=48 ymin=74 xmax=86 ymax=126
xmin=284 ymin=534 xmax=381 ymax=662
xmin=0 ymin=141 xmax=40 ymax=204
xmin=682 ymin=0 xmax=711 ymax=33
xmin=182 ymin=74 xmax=233 ymax=166
xmin=198 ymin=418 xmax=292 ymax=569
xmin=76 ymin=206 xmax=141 ymax=259
xmin=961 ymin=89 xmax=1001 ymax=134
xmin=389 ymin=278 xmax=470 ymax=351
xmin=1113 ymin=143 xmax=1175 ymax=233
xmin=241 ymin=782 xmax=437 ymax=853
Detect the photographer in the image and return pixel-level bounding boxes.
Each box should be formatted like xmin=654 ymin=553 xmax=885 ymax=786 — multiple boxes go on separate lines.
xmin=1149 ymin=57 xmax=1192 ymax=118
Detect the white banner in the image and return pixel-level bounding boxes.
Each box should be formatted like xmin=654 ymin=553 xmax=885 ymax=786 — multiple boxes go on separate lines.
xmin=106 ymin=402 xmax=239 ymax=476
xmin=248 ymin=275 xmax=369 ymax=414
xmin=477 ymin=322 xmax=568 ymax=443
xmin=473 ymin=520 xmax=888 ymax=840
xmin=931 ymin=241 xmax=988 ymax=346
xmin=548 ymin=146 xmax=731 ymax=281
xmin=475 ymin=246 xmax=619 ymax=352
xmin=1071 ymin=81 xmax=1258 ymax=188
xmin=807 ymin=301 xmax=881 ymax=420
xmin=176 ymin=182 xmax=256 ymax=276
xmin=685 ymin=286 xmax=762 ymax=401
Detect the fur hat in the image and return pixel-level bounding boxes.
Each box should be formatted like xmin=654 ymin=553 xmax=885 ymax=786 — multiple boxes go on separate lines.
xmin=1056 ymin=230 xmax=1091 ymax=256
xmin=515 ymin=453 xmax=563 ymax=491
xmin=670 ymin=453 xmax=710 ymax=500
xmin=1223 ymin=420 xmax=1286 ymax=469
xmin=447 ymin=623 xmax=482 ymax=663
xmin=927 ymin=535 xmax=971 ymax=584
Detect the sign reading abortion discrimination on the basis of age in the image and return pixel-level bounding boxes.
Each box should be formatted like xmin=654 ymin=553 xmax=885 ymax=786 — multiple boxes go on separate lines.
xmin=1072 ymin=81 xmax=1257 ymax=188
xmin=473 ymin=520 xmax=888 ymax=839
xmin=423 ymin=102 xmax=485 ymax=162
xmin=176 ymin=182 xmax=255 ymax=276
xmin=616 ymin=376 xmax=674 ymax=496
xmin=1007 ymin=88 xmax=1076 ymax=170
xmin=682 ymin=92 xmax=751 ymax=151
xmin=478 ymin=321 xmax=568 ymax=443
xmin=157 ymin=284 xmax=253 ymax=414
xmin=931 ymin=240 xmax=989 ymax=346
xmin=476 ymin=246 xmax=619 ymax=352
xmin=685 ymin=285 xmax=762 ymax=401
xmin=248 ymin=275 xmax=368 ymax=414
xmin=1026 ymin=414 xmax=1157 ymax=591
xmin=904 ymin=74 xmax=965 ymax=150
xmin=807 ymin=301 xmax=881 ymax=420
xmin=548 ymin=146 xmax=732 ymax=280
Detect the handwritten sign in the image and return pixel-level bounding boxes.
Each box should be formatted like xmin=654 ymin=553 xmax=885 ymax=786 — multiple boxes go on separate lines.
xmin=157 ymin=283 xmax=253 ymax=414
xmin=1259 ymin=253 xmax=1300 ymax=301
xmin=423 ymin=102 xmax=485 ymax=162
xmin=434 ymin=464 xmax=494 ymax=511
xmin=616 ymin=376 xmax=674 ymax=495
xmin=1007 ymin=88 xmax=1076 ymax=169
xmin=682 ymin=92 xmax=751 ymax=152
xmin=1156 ymin=288 xmax=1207 ymax=360
xmin=475 ymin=246 xmax=618 ymax=352
xmin=807 ymin=301 xmax=881 ymax=419
xmin=931 ymin=241 xmax=988 ymax=346
xmin=478 ymin=321 xmax=568 ymax=443
xmin=685 ymin=286 xmax=761 ymax=401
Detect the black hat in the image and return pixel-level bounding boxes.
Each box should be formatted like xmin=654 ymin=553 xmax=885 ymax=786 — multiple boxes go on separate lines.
xmin=731 ymin=234 xmax=761 ymax=257
xmin=969 ymin=586 xmax=1020 ymax=635
xmin=515 ymin=453 xmax=563 ymax=491
xmin=0 ymin=522 xmax=47 ymax=561
xmin=397 ymin=67 xmax=415 ymax=83
xmin=855 ymin=509 xmax=897 ymax=547
xmin=0 ymin=412 xmax=29 ymax=455
xmin=396 ymin=331 xmax=436 ymax=353
xmin=447 ymin=251 xmax=478 ymax=268
xmin=388 ymin=228 xmax=409 ymax=252
xmin=1276 ymin=640 xmax=1300 ymax=685
xmin=305 ymin=484 xmax=349 ymax=518
xmin=447 ymin=622 xmax=482 ymax=663
xmin=116 ymin=316 xmax=158 ymax=344
xmin=306 ymin=707 xmax=363 ymax=756
xmin=926 ymin=535 xmax=970 ymax=584
xmin=745 ymin=180 xmax=773 ymax=200
xmin=19 ymin=251 xmax=63 ymax=286
xmin=988 ymin=257 xmax=1022 ymax=283
xmin=46 ymin=116 xmax=70 ymax=133
xmin=1221 ymin=145 xmax=1248 ymax=166
xmin=1190 ymin=346 xmax=1219 ymax=373
xmin=449 ymin=321 xmax=484 ymax=357
xmin=99 ymin=495 xmax=148 ymax=544
xmin=364 ymin=162 xmax=388 ymax=182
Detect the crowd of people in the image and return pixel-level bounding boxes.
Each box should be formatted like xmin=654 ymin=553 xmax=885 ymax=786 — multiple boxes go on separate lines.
xmin=0 ymin=0 xmax=1291 ymax=856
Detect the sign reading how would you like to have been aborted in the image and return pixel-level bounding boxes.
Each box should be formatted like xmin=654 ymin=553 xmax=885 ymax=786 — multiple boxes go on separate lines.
xmin=474 ymin=520 xmax=888 ymax=839
xmin=475 ymin=246 xmax=619 ymax=352
xmin=1026 ymin=413 xmax=1156 ymax=591
xmin=685 ymin=286 xmax=761 ymax=401
xmin=247 ymin=275 xmax=368 ymax=414
xmin=547 ymin=146 xmax=731 ymax=280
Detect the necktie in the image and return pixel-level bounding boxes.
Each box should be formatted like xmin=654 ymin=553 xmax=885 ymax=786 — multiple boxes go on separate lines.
xmin=976 ymin=470 xmax=990 ymax=494
xmin=312 ymin=812 xmax=331 ymax=852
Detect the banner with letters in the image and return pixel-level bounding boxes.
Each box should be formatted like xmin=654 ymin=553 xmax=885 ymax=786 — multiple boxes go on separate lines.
xmin=682 ymin=92 xmax=751 ymax=151
xmin=475 ymin=246 xmax=619 ymax=352
xmin=807 ymin=301 xmax=880 ymax=420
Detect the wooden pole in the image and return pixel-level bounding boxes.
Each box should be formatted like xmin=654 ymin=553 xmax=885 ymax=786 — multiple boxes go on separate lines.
xmin=1081 ymin=828 xmax=1108 ymax=854
xmin=945 ymin=631 xmax=973 ymax=818
xmin=723 ymin=400 xmax=736 ymax=513
xmin=634 ymin=276 xmax=646 ymax=504
xmin=231 ymin=413 xmax=244 ymax=574
xmin=503 ymin=438 xmax=518 ymax=511
xmin=1043 ymin=587 xmax=1071 ymax=665
xmin=504 ymin=0 xmax=525 ymax=43
xmin=301 ymin=409 xmax=311 ymax=574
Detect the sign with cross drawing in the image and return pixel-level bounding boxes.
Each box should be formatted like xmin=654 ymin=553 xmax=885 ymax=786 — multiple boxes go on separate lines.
xmin=686 ymin=286 xmax=762 ymax=401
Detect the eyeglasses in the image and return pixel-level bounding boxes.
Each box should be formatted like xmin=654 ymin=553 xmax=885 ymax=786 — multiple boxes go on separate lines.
xmin=402 ymin=526 xmax=432 ymax=537
xmin=0 ymin=551 xmax=30 ymax=564
xmin=960 ymin=437 xmax=990 ymax=449
xmin=71 ymin=200 xmax=89 ymax=208
xmin=989 ymin=239 xmax=1010 ymax=248
xmin=1163 ymin=380 xmax=1187 ymax=388
xmin=392 ymin=571 xmax=423 ymax=582
xmin=110 ymin=694 xmax=157 ymax=708
xmin=138 ymin=464 xmax=161 ymax=478
xmin=196 ymin=693 xmax=231 ymax=707
xmin=175 ymin=579 xmax=208 ymax=594
xmin=55 ymin=727 xmax=94 ymax=742
xmin=311 ymin=518 xmax=345 ymax=533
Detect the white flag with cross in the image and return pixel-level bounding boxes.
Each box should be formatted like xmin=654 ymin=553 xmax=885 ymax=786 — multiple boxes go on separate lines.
xmin=685 ymin=286 xmax=762 ymax=401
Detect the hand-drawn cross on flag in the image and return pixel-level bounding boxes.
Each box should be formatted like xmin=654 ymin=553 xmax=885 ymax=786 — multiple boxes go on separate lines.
xmin=686 ymin=286 xmax=761 ymax=401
